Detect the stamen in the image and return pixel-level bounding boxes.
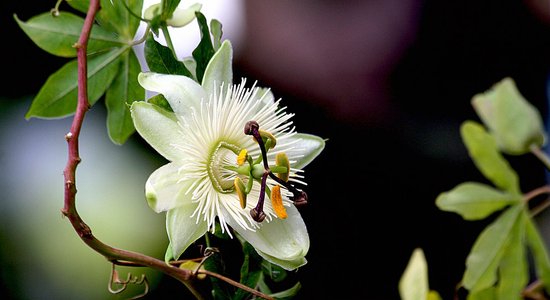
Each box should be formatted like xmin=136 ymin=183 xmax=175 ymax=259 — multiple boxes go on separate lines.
xmin=234 ymin=177 xmax=247 ymax=209
xmin=270 ymin=185 xmax=287 ymax=219
xmin=237 ymin=149 xmax=248 ymax=166
xmin=244 ymin=120 xmax=310 ymax=208
xmin=268 ymin=172 xmax=308 ymax=206
xmin=275 ymin=152 xmax=290 ymax=182
xmin=259 ymin=129 xmax=277 ymax=149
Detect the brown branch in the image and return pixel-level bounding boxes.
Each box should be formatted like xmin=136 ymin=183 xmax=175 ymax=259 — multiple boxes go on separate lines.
xmin=57 ymin=2 xmax=273 ymax=300
xmin=59 ymin=0 xmax=198 ymax=296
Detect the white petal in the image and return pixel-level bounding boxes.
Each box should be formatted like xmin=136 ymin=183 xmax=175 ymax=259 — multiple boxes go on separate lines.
xmin=167 ymin=203 xmax=208 ymax=260
xmin=167 ymin=3 xmax=202 ymax=27
xmin=138 ymin=72 xmax=206 ymax=117
xmin=227 ymin=206 xmax=309 ymax=270
xmin=202 ymin=40 xmax=233 ymax=96
xmin=145 ymin=162 xmax=194 ymax=212
xmin=131 ymin=101 xmax=185 ymax=162
xmin=284 ymin=133 xmax=326 ymax=169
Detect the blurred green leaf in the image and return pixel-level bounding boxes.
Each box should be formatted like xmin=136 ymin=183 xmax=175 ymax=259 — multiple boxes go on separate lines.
xmin=26 ymin=48 xmax=125 ymax=119
xmin=105 ymin=49 xmax=143 ymax=145
xmin=234 ymin=242 xmax=263 ymax=300
xmin=462 ymin=204 xmax=523 ymax=292
xmin=436 ymin=182 xmax=521 ymax=220
xmin=399 ymin=248 xmax=429 ymax=300
xmin=192 ymin=11 xmax=216 ymax=83
xmin=461 ymin=121 xmax=520 ymax=194
xmin=14 ymin=12 xmax=123 ymax=58
xmin=144 ymin=34 xmax=193 ymax=76
xmin=525 ymin=215 xmax=550 ymax=295
xmin=466 ymin=287 xmax=496 ymax=300
xmin=495 ymin=211 xmax=527 ymax=300
xmin=471 ymin=77 xmax=546 ymax=155
xmin=427 ymin=291 xmax=442 ymax=300
xmin=97 ymin=0 xmax=144 ymax=41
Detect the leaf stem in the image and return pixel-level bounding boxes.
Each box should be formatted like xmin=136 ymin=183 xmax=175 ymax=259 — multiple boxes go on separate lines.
xmin=524 ymin=185 xmax=550 ymax=217
xmin=161 ymin=25 xmax=177 ymax=58
xmin=530 ymin=144 xmax=550 ymax=171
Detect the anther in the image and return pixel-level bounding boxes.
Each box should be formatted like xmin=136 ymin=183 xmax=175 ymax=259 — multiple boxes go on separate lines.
xmin=271 ymin=185 xmax=287 ymax=219
xmin=237 ymin=149 xmax=248 ymax=166
xmin=234 ymin=177 xmax=247 ymax=209
xmin=275 ymin=152 xmax=290 ymax=182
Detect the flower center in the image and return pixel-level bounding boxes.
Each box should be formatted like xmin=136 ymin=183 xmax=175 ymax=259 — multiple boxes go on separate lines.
xmin=208 ymin=141 xmax=240 ymax=193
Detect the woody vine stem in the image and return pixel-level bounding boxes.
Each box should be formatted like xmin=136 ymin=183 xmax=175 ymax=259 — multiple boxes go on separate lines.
xmin=58 ymin=1 xmax=271 ymax=299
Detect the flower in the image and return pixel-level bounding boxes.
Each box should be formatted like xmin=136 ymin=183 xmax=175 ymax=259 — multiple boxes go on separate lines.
xmin=130 ymin=40 xmax=325 ymax=270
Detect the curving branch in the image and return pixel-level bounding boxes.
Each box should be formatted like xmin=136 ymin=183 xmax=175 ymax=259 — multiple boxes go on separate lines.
xmin=58 ymin=1 xmax=272 ymax=299
xmin=60 ymin=0 xmax=194 ymax=286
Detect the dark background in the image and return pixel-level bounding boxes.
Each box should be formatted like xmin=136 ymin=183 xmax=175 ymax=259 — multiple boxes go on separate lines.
xmin=3 ymin=1 xmax=550 ymax=299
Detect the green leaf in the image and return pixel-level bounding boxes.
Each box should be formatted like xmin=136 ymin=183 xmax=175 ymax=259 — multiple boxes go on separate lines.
xmin=204 ymin=251 xmax=234 ymax=300
xmin=192 ymin=11 xmax=216 ymax=83
xmin=210 ymin=19 xmax=223 ymax=50
xmin=144 ymin=34 xmax=193 ymax=76
xmin=495 ymin=211 xmax=527 ymax=300
xmin=261 ymin=260 xmax=287 ymax=283
xmin=105 ymin=48 xmax=143 ymax=145
xmin=462 ymin=204 xmax=523 ymax=292
xmin=14 ymin=12 xmax=123 ymax=58
xmin=525 ymin=215 xmax=550 ymax=295
xmin=161 ymin=0 xmax=181 ymax=20
xmin=399 ymin=248 xmax=429 ymax=300
xmin=148 ymin=94 xmax=174 ymax=112
xmin=471 ymin=77 xmax=547 ymax=155
xmin=435 ymin=182 xmax=521 ymax=220
xmin=66 ymin=0 xmax=90 ymax=14
xmin=466 ymin=287 xmax=496 ymax=300
xmin=269 ymin=282 xmax=302 ymax=299
xmin=26 ymin=48 xmax=125 ymax=119
xmin=460 ymin=121 xmax=520 ymax=194
xmin=97 ymin=0 xmax=144 ymax=41
xmin=234 ymin=242 xmax=263 ymax=300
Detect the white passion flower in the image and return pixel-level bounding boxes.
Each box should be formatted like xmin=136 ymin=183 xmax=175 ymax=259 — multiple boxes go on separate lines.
xmin=130 ymin=40 xmax=325 ymax=270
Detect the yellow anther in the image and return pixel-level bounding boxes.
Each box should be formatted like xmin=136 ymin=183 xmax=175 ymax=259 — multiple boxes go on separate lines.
xmin=234 ymin=177 xmax=247 ymax=209
xmin=259 ymin=129 xmax=277 ymax=149
xmin=237 ymin=149 xmax=248 ymax=166
xmin=275 ymin=152 xmax=290 ymax=182
xmin=270 ymin=185 xmax=287 ymax=219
